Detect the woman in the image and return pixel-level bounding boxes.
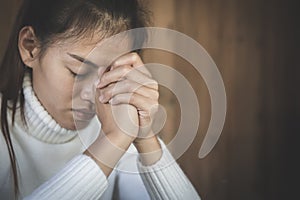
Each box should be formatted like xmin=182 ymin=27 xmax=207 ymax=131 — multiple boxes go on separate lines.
xmin=0 ymin=0 xmax=200 ymax=199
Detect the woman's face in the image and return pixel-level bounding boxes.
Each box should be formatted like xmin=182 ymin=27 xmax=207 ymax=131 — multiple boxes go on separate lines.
xmin=32 ymin=38 xmax=107 ymax=130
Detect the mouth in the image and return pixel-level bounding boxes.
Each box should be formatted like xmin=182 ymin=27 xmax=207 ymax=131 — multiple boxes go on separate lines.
xmin=72 ymin=109 xmax=95 ymax=121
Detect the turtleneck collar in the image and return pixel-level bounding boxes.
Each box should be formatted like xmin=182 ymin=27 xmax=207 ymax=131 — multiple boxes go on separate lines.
xmin=22 ymin=73 xmax=78 ymax=144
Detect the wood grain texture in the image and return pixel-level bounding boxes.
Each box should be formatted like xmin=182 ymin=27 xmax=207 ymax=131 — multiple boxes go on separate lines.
xmin=0 ymin=0 xmax=298 ymax=199
xmin=146 ymin=0 xmax=299 ymax=199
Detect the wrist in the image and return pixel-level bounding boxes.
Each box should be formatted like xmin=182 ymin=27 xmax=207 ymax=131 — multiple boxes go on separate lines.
xmin=134 ymin=134 xmax=163 ymax=166
xmin=133 ymin=135 xmax=160 ymax=151
xmin=101 ymin=129 xmax=135 ymax=150
xmin=84 ymin=129 xmax=134 ymax=176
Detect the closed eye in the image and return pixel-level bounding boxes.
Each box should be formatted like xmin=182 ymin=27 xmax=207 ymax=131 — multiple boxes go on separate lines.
xmin=68 ymin=69 xmax=88 ymax=79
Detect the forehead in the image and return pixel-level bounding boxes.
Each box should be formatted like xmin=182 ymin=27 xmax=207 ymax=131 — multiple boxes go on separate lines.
xmin=56 ymin=33 xmax=134 ymax=66
xmin=57 ymin=38 xmax=100 ymax=57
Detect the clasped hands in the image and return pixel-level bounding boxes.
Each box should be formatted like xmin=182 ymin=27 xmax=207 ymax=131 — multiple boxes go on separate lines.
xmin=84 ymin=52 xmax=161 ymax=176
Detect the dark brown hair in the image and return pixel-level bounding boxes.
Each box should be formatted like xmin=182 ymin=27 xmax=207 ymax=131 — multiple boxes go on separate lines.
xmin=0 ymin=0 xmax=149 ymax=197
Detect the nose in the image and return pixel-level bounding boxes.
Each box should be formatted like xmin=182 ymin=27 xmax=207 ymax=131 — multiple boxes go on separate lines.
xmin=80 ymin=82 xmax=96 ymax=104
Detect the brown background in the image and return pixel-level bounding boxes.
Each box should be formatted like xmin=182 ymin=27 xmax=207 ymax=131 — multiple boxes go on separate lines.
xmin=1 ymin=0 xmax=299 ymax=199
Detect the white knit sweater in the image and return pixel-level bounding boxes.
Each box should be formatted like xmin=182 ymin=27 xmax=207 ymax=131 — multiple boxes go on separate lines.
xmin=0 ymin=74 xmax=200 ymax=200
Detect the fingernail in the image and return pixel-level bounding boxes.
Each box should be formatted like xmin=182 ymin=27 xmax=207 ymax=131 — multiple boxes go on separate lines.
xmin=97 ymin=80 xmax=104 ymax=88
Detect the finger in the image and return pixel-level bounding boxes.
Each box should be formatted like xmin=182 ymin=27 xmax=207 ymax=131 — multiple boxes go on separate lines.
xmin=111 ymin=52 xmax=152 ymax=77
xmin=98 ymin=79 xmax=159 ymax=103
xmin=109 ymin=93 xmax=159 ymax=117
xmin=97 ymin=65 xmax=157 ymax=90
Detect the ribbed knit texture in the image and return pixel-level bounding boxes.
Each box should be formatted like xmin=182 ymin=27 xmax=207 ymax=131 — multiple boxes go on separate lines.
xmin=137 ymin=142 xmax=201 ymax=200
xmin=24 ymin=155 xmax=108 ymax=200
xmin=21 ymin=73 xmax=109 ymax=199
xmin=23 ymin=74 xmax=78 ymax=144
xmin=0 ymin=73 xmax=201 ymax=199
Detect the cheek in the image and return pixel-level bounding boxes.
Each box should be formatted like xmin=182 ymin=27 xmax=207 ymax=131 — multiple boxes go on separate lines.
xmin=42 ymin=68 xmax=75 ymax=107
xmin=54 ymin=74 xmax=75 ymax=100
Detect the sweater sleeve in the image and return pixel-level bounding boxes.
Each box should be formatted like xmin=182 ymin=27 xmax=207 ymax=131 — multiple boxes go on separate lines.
xmin=137 ymin=140 xmax=201 ymax=200
xmin=23 ymin=154 xmax=108 ymax=200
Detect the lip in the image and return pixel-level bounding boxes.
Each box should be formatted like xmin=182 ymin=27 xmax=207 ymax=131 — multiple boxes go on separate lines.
xmin=72 ymin=109 xmax=95 ymax=121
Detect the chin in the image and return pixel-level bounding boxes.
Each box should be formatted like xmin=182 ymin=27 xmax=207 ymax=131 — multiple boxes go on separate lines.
xmin=73 ymin=119 xmax=92 ymax=130
xmin=60 ymin=119 xmax=90 ymax=131
xmin=58 ymin=113 xmax=91 ymax=130
xmin=60 ymin=121 xmax=77 ymax=131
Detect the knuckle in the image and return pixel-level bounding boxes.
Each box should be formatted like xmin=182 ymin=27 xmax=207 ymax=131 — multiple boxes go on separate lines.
xmin=131 ymin=53 xmax=139 ymax=62
xmin=139 ymin=109 xmax=151 ymax=117
xmin=153 ymin=91 xmax=159 ymax=100
xmin=148 ymin=79 xmax=158 ymax=90
xmin=153 ymin=80 xmax=158 ymax=90
xmin=142 ymin=115 xmax=151 ymax=123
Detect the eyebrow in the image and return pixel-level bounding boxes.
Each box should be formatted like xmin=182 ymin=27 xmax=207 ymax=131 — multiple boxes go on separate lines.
xmin=67 ymin=53 xmax=98 ymax=69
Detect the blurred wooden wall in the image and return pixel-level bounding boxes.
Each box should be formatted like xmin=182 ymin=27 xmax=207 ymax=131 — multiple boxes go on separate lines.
xmin=145 ymin=0 xmax=299 ymax=200
xmin=1 ymin=0 xmax=298 ymax=199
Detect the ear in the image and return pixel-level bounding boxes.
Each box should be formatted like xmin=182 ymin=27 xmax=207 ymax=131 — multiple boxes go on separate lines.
xmin=18 ymin=26 xmax=40 ymax=68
